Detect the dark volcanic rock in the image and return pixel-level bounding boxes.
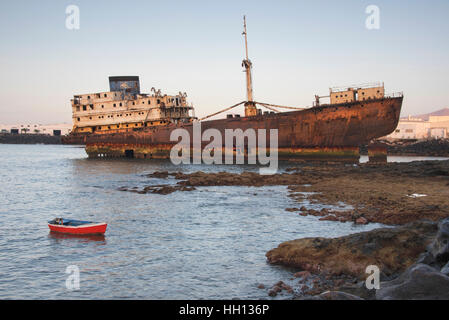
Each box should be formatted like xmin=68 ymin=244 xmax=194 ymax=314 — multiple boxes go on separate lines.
xmin=428 ymin=218 xmax=449 ymax=263
xmin=145 ymin=171 xmax=170 ymax=178
xmin=266 ymin=220 xmax=438 ymax=279
xmin=297 ymin=290 xmax=364 ymax=300
xmin=380 ymin=138 xmax=449 ymax=157
xmin=316 ymin=291 xmax=364 ymax=300
xmin=376 ymin=263 xmax=449 ymax=300
xmin=441 ymin=262 xmax=449 ymax=276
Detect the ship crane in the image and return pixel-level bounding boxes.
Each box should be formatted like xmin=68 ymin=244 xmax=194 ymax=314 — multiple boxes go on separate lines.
xmin=199 ymin=16 xmax=306 ymax=121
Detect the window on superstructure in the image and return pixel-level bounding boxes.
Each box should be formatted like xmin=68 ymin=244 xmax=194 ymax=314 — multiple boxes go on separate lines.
xmin=148 ymin=100 xmax=151 ymax=104
xmin=119 ymin=103 xmax=122 ymax=106
xmin=132 ymin=102 xmax=135 ymax=105
xmin=104 ymin=94 xmax=107 ymax=97
xmin=101 ymin=105 xmax=104 ymax=108
xmin=87 ymin=96 xmax=90 ymax=99
xmin=77 ymin=118 xmax=80 ymax=121
xmin=82 ymin=106 xmax=86 ymax=111
xmin=90 ymin=104 xmax=94 ymax=109
xmin=157 ymin=99 xmax=160 ymax=104
xmin=113 ymin=104 xmax=116 ymax=107
xmin=142 ymin=101 xmax=145 ymax=104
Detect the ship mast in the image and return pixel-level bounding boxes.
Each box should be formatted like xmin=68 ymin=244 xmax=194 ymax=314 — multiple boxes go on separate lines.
xmin=242 ymin=15 xmax=257 ymax=117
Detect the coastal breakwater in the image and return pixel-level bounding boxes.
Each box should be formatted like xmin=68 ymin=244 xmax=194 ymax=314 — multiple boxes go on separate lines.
xmin=0 ymin=133 xmax=62 ymax=144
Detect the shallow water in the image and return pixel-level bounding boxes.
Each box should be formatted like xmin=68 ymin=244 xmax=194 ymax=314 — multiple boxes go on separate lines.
xmin=1 ymin=145 xmax=442 ymax=299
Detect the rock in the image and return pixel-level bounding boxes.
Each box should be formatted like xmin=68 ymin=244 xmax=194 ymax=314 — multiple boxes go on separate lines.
xmin=415 ymin=251 xmax=434 ymax=265
xmin=441 ymin=262 xmax=449 ymax=276
xmin=319 ymin=215 xmax=338 ymax=222
xmin=355 ymin=217 xmax=368 ymax=225
xmin=299 ymin=206 xmax=307 ymax=211
xmin=266 ymin=220 xmax=438 ymax=279
xmin=376 ymin=263 xmax=449 ymax=300
xmin=285 ymin=207 xmax=299 ymax=212
xmin=299 ymin=212 xmax=308 ymax=217
xmin=317 ymin=291 xmax=364 ymax=300
xmin=257 ymin=284 xmax=265 ymax=289
xmin=428 ymin=218 xmax=449 ymax=263
xmin=272 ymin=286 xmax=282 ymax=293
xmin=280 ymin=283 xmax=292 ymax=291
xmin=293 ymin=271 xmax=311 ymax=279
xmin=268 ymin=290 xmax=277 ymax=297
xmin=146 ymin=171 xmax=169 ymax=178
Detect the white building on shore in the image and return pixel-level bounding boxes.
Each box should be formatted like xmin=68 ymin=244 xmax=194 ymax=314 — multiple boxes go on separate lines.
xmin=0 ymin=123 xmax=72 ymax=136
xmin=385 ymin=114 xmax=449 ymax=140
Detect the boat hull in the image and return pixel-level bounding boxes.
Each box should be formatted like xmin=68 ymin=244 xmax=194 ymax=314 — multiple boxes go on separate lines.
xmin=48 ymin=223 xmax=107 ymax=235
xmin=84 ymin=96 xmax=403 ymax=161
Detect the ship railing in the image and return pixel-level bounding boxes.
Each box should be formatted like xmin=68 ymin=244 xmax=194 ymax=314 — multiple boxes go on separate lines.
xmin=331 ymin=82 xmax=384 ymax=93
xmin=385 ymin=92 xmax=403 ymax=98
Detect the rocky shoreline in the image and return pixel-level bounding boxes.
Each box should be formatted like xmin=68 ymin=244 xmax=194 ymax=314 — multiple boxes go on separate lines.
xmin=364 ymin=138 xmax=449 ymax=157
xmin=122 ymin=159 xmax=449 ymax=299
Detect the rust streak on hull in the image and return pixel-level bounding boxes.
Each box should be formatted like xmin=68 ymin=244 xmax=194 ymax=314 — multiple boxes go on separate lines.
xmin=84 ymin=96 xmax=403 ymax=160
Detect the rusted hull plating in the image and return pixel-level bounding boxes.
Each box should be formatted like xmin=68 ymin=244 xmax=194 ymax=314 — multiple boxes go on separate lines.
xmin=85 ymin=97 xmax=403 ymax=161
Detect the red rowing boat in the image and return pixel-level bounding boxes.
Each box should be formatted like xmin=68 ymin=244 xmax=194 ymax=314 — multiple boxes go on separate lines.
xmin=48 ymin=218 xmax=107 ymax=235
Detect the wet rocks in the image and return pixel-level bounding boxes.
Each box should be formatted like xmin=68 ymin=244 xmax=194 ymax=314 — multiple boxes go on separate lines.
xmin=267 ymin=281 xmax=293 ymax=297
xmin=319 ymin=215 xmax=338 ymax=222
xmin=380 ymin=138 xmax=449 ymax=157
xmin=376 ymin=263 xmax=449 ymax=300
xmin=355 ymin=217 xmax=368 ymax=225
xmin=118 ymin=184 xmax=196 ymax=195
xmin=293 ymin=271 xmax=311 ymax=279
xmin=428 ymin=218 xmax=449 ymax=263
xmin=298 ymin=291 xmax=364 ymax=300
xmin=176 ymin=171 xmax=304 ymax=187
xmin=441 ymin=262 xmax=449 ymax=275
xmin=145 ymin=171 xmax=170 ymax=178
xmin=266 ymin=220 xmax=438 ymax=279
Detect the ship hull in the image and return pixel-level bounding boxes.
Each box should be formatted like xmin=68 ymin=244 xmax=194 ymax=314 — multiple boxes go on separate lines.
xmin=84 ymin=96 xmax=403 ymax=161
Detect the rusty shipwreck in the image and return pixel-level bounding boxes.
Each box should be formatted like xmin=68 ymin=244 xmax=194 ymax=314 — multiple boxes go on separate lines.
xmin=63 ymin=16 xmax=403 ymax=161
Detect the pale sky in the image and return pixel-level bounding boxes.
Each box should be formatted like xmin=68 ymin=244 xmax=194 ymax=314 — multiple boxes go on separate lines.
xmin=0 ymin=0 xmax=448 ymax=124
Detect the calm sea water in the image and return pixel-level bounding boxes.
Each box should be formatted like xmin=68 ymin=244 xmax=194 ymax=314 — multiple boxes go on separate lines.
xmin=0 ymin=144 xmax=444 ymax=300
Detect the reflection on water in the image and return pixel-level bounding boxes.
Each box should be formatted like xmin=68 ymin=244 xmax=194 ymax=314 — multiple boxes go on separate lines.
xmin=48 ymin=232 xmax=107 ymax=243
xmin=1 ymin=144 xmax=448 ymax=299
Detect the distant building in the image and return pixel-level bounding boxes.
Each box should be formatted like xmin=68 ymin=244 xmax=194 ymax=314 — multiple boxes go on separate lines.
xmin=385 ymin=115 xmax=449 ymax=140
xmin=0 ymin=123 xmax=72 ymax=135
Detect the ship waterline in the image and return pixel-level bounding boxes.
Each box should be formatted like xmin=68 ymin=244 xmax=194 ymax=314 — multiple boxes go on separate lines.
xmin=84 ymin=96 xmax=403 ymax=161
